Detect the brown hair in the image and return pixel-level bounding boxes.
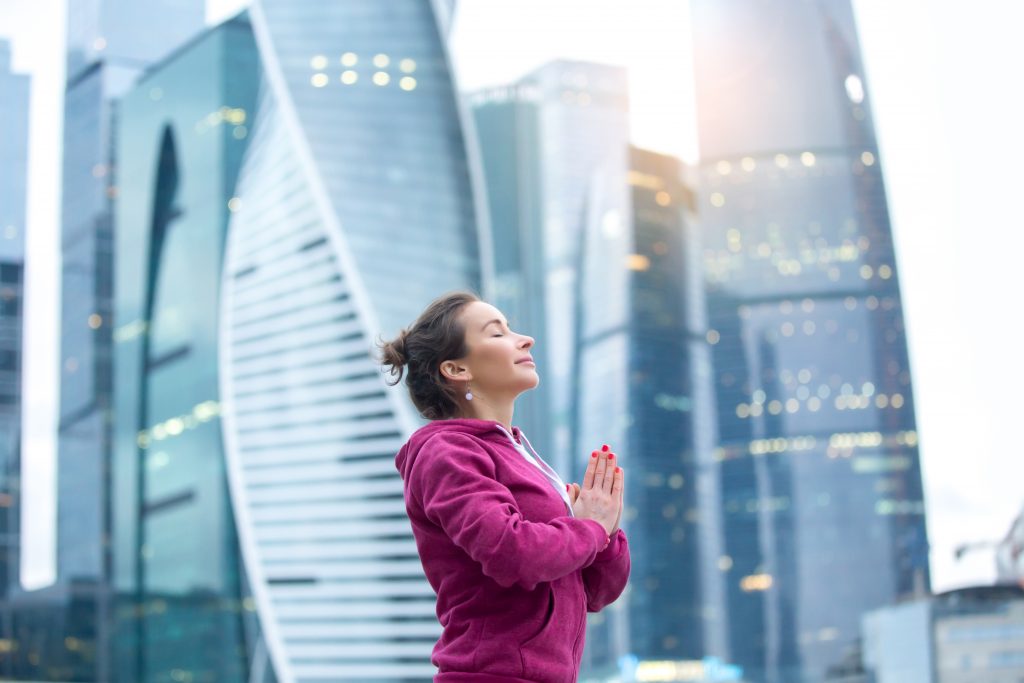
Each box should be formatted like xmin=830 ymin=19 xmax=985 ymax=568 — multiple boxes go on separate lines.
xmin=375 ymin=290 xmax=481 ymax=420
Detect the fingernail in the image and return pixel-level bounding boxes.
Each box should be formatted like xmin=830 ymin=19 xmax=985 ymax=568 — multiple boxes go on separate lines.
xmin=608 ymin=453 xmax=615 ymax=460
xmin=616 ymin=466 xmax=621 ymax=473
xmin=601 ymin=444 xmax=609 ymax=452
xmin=566 ymin=484 xmax=570 ymax=490
xmin=591 ymin=452 xmax=598 ymax=458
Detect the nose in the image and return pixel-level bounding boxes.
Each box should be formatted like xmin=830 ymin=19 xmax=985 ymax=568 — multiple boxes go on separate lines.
xmin=519 ymin=334 xmax=534 ymax=349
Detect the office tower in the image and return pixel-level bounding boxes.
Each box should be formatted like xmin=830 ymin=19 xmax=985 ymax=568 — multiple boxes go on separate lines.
xmin=213 ymin=1 xmax=489 ymax=680
xmin=690 ymin=1 xmax=930 ymax=681
xmin=470 ymin=60 xmax=630 ymax=478
xmin=575 ymin=147 xmax=720 ymax=679
xmin=0 ymin=37 xmax=29 ymax=678
xmin=111 ymin=16 xmax=262 ymax=682
xmin=53 ymin=0 xmax=204 ymax=679
xmin=862 ymin=585 xmax=1024 ymax=682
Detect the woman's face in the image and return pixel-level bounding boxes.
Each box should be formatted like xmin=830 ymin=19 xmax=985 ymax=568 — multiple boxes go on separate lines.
xmin=442 ymin=301 xmax=538 ymax=398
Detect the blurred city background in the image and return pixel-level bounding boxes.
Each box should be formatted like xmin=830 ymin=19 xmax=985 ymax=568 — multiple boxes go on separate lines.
xmin=0 ymin=0 xmax=1022 ymax=681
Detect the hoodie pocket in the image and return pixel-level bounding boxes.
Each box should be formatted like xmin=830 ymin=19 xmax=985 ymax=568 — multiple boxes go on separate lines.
xmin=520 ymin=582 xmax=576 ymax=682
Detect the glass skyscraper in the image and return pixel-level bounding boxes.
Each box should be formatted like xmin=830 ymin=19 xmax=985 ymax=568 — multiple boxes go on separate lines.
xmin=691 ymin=1 xmax=930 ymax=681
xmin=111 ymin=15 xmax=262 ymax=683
xmin=54 ymin=0 xmax=204 ymax=679
xmin=574 ymin=147 xmax=716 ymax=680
xmin=215 ymin=1 xmax=488 ymax=680
xmin=470 ymin=60 xmax=631 ymax=478
xmin=0 ymin=37 xmax=29 ymax=678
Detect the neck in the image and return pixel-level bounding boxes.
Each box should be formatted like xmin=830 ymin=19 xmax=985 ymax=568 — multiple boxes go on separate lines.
xmin=458 ymin=399 xmax=514 ymax=433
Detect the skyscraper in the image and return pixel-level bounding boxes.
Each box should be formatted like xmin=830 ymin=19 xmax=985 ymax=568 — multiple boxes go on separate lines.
xmin=470 ymin=60 xmax=631 ymax=478
xmin=574 ymin=147 xmax=715 ymax=678
xmin=55 ymin=1 xmax=204 ymax=679
xmin=111 ymin=15 xmax=262 ymax=682
xmin=58 ymin=0 xmax=205 ymax=590
xmin=690 ymin=1 xmax=930 ymax=681
xmin=0 ymin=36 xmax=29 ymax=678
xmin=214 ymin=1 xmax=489 ymax=680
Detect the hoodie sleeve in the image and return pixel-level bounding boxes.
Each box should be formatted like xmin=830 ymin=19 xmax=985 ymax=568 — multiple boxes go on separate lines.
xmin=583 ymin=528 xmax=631 ymax=612
xmin=409 ymin=432 xmax=610 ymax=591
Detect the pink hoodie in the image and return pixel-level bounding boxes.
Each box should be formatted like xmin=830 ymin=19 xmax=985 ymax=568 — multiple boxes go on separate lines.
xmin=394 ymin=418 xmax=630 ymax=683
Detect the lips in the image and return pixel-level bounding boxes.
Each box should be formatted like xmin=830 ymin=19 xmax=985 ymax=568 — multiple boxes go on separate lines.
xmin=515 ymin=356 xmax=535 ymax=365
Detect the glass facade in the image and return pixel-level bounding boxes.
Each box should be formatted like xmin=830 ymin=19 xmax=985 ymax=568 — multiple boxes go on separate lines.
xmin=575 ymin=148 xmax=716 ymax=679
xmin=0 ymin=37 xmax=29 ymax=679
xmin=469 ymin=61 xmax=631 ymax=478
xmin=51 ymin=2 xmax=205 ymax=680
xmin=216 ymin=1 xmax=487 ymax=680
xmin=111 ymin=16 xmax=263 ymax=683
xmin=691 ymin=1 xmax=930 ymax=681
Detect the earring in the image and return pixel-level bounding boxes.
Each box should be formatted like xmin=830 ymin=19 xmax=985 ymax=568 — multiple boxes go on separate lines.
xmin=465 ymin=383 xmax=473 ymax=401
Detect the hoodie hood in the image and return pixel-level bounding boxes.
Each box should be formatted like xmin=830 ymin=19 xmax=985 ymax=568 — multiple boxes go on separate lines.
xmin=395 ymin=417 xmax=520 ymax=481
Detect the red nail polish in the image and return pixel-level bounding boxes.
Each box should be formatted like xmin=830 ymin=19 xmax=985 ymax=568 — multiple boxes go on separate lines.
xmin=616 ymin=466 xmax=621 ymax=473
xmin=566 ymin=484 xmax=570 ymax=490
xmin=591 ymin=452 xmax=598 ymax=458
xmin=601 ymin=444 xmax=609 ymax=452
xmin=608 ymin=453 xmax=615 ymax=460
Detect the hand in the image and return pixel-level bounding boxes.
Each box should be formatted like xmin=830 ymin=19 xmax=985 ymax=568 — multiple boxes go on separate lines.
xmin=570 ymin=446 xmax=623 ymax=536
xmin=568 ymin=466 xmax=624 ymax=534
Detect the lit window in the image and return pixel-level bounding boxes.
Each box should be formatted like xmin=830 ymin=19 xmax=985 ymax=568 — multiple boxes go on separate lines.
xmin=400 ymin=58 xmax=417 ymax=73
xmin=310 ymin=73 xmax=329 ymax=87
xmin=373 ymin=72 xmax=391 ymax=86
xmin=786 ymin=399 xmax=799 ymax=413
xmin=768 ymin=400 xmax=782 ymax=414
xmin=878 ymin=264 xmax=892 ymax=279
xmin=227 ymin=197 xmax=242 ymax=212
xmin=341 ymin=52 xmax=358 ymax=66
xmin=774 ymin=153 xmax=789 ymax=168
xmin=741 ymin=156 xmax=756 ymax=172
xmin=781 ymin=322 xmax=795 ymax=336
xmin=341 ymin=70 xmax=358 ymax=85
xmin=706 ymin=329 xmax=720 ymax=344
xmin=800 ymin=152 xmax=816 ymax=167
xmin=310 ymin=55 xmax=328 ymax=70
xmin=741 ymin=574 xmax=773 ymax=592
xmin=716 ymin=160 xmax=732 ymax=175
xmin=710 ymin=192 xmax=725 ymax=207
xmin=861 ymin=151 xmax=876 ymax=166
xmin=655 ymin=191 xmax=671 ymax=206
xmin=736 ymin=404 xmax=750 ymax=418
xmin=93 ymin=37 xmax=107 ymax=51
xmin=626 ymin=254 xmax=650 ymax=271
xmin=845 ymin=74 xmax=865 ymax=103
xmin=891 ymin=393 xmax=905 ymax=409
xmin=860 ymin=264 xmax=874 ymax=279
xmin=399 ymin=76 xmax=417 ymax=91
xmin=373 ymin=53 xmax=390 ymax=68
xmin=88 ymin=314 xmax=102 ymax=329
xmin=808 ymin=397 xmax=821 ymax=412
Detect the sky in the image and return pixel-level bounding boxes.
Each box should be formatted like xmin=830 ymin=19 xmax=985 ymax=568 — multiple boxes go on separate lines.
xmin=1 ymin=0 xmax=1021 ymax=593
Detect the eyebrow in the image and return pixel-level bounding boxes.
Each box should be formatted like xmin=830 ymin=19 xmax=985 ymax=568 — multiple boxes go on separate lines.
xmin=481 ymin=318 xmax=508 ymax=331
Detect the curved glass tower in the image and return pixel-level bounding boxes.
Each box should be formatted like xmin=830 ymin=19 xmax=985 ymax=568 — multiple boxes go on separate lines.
xmin=218 ymin=1 xmax=488 ymax=680
xmin=691 ymin=1 xmax=930 ymax=682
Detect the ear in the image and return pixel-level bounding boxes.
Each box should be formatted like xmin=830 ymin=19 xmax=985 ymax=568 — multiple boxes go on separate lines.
xmin=439 ymin=361 xmax=472 ymax=383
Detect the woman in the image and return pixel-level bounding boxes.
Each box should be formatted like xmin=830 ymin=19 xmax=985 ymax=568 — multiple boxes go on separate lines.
xmin=377 ymin=290 xmax=630 ymax=683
